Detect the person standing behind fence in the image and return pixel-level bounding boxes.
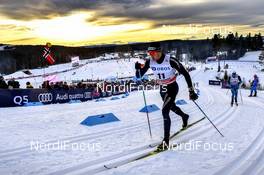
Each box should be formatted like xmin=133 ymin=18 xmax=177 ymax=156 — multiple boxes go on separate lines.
xmin=0 ymin=76 xmax=8 ymax=89
xmin=249 ymin=74 xmax=259 ymax=97
xmin=26 ymin=82 xmax=33 ymax=89
xmin=228 ymin=71 xmax=242 ymax=106
xmin=7 ymin=78 xmax=20 ymax=89
xmin=222 ymin=70 xmax=229 ymax=88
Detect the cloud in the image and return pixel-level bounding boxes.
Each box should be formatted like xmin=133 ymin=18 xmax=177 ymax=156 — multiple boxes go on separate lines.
xmin=87 ymin=17 xmax=137 ymax=26
xmin=2 ymin=37 xmax=37 ymax=43
xmin=0 ymin=24 xmax=32 ymax=32
xmin=97 ymin=0 xmax=264 ymax=26
xmin=0 ymin=0 xmax=150 ymax=20
xmin=0 ymin=0 xmax=264 ymax=28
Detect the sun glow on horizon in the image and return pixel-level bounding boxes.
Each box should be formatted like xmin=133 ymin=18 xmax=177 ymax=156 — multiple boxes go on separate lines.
xmin=0 ymin=11 xmax=263 ymax=46
xmin=0 ymin=12 xmax=153 ymax=45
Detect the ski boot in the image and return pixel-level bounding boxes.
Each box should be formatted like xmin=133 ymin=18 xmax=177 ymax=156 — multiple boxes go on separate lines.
xmin=181 ymin=114 xmax=189 ymax=129
xmin=156 ymin=138 xmax=169 ymax=152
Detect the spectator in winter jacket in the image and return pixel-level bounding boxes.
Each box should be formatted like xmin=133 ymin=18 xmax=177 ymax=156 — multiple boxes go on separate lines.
xmin=0 ymin=76 xmax=8 ymax=89
xmin=42 ymin=81 xmax=52 ymax=90
xmin=26 ymin=82 xmax=33 ymax=89
xmin=241 ymin=77 xmax=246 ymax=88
xmin=62 ymin=82 xmax=69 ymax=90
xmin=249 ymin=74 xmax=259 ymax=97
xmin=228 ymin=71 xmax=242 ymax=106
xmin=222 ymin=70 xmax=229 ymax=88
xmin=7 ymin=78 xmax=20 ymax=89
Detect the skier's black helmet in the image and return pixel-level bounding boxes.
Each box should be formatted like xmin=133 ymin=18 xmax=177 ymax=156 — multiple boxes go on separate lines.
xmin=148 ymin=42 xmax=161 ymax=52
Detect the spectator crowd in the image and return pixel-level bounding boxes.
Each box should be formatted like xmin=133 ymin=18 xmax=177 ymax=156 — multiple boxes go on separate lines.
xmin=0 ymin=76 xmax=20 ymax=89
xmin=0 ymin=75 xmax=159 ymax=97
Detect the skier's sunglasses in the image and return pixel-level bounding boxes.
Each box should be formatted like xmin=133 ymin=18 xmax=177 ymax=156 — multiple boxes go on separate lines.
xmin=148 ymin=50 xmax=159 ymax=56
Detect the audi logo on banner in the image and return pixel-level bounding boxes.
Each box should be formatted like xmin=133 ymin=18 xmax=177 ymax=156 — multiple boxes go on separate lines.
xmin=38 ymin=93 xmax=53 ymax=103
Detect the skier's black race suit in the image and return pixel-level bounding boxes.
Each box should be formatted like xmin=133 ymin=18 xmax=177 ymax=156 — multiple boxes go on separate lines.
xmin=136 ymin=53 xmax=197 ymax=144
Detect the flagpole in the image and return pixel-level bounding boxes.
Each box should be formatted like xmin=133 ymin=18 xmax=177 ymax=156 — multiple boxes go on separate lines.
xmin=41 ymin=53 xmax=44 ymax=83
xmin=42 ymin=42 xmax=52 ymax=83
xmin=43 ymin=66 xmax=46 ymax=81
xmin=42 ymin=53 xmax=46 ymax=83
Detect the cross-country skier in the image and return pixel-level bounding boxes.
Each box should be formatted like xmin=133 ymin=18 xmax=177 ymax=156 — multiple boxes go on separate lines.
xmin=228 ymin=71 xmax=242 ymax=106
xmin=249 ymin=74 xmax=259 ymax=97
xmin=135 ymin=42 xmax=198 ymax=148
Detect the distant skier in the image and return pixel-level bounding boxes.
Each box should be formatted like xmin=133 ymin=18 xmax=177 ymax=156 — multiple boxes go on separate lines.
xmin=228 ymin=71 xmax=242 ymax=106
xmin=135 ymin=42 xmax=198 ymax=148
xmin=249 ymin=74 xmax=259 ymax=97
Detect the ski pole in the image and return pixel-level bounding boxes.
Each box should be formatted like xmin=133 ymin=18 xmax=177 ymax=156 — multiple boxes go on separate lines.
xmin=192 ymin=100 xmax=224 ymax=137
xmin=137 ymin=70 xmax=152 ymax=139
xmin=240 ymin=89 xmax=243 ymax=104
xmin=226 ymin=89 xmax=229 ymax=95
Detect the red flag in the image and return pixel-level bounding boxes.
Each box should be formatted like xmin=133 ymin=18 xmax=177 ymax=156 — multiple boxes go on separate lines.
xmin=42 ymin=43 xmax=55 ymax=65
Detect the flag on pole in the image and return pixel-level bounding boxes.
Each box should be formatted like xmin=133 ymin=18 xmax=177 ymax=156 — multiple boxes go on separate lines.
xmin=42 ymin=42 xmax=55 ymax=65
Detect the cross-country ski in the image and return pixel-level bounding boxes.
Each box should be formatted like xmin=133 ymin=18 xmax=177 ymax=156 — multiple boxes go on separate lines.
xmin=1 ymin=1 xmax=264 ymax=175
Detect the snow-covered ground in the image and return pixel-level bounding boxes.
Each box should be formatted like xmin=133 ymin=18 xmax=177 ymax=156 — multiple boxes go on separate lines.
xmin=3 ymin=57 xmax=146 ymax=88
xmin=206 ymin=51 xmax=264 ymax=88
xmin=239 ymin=51 xmax=261 ymax=62
xmin=0 ymin=51 xmax=264 ymax=175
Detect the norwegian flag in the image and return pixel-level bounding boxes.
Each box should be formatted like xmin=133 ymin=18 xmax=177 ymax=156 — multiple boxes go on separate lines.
xmin=42 ymin=44 xmax=55 ymax=65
